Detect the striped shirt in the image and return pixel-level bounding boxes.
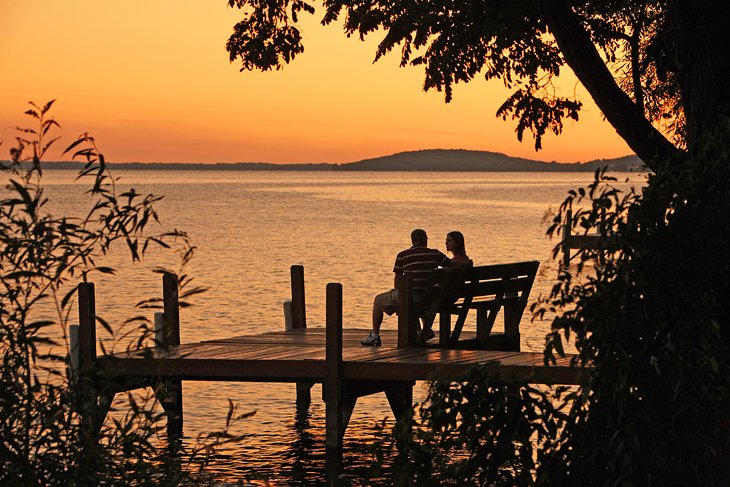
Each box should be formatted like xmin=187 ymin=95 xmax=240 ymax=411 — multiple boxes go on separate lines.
xmin=393 ymin=245 xmax=448 ymax=288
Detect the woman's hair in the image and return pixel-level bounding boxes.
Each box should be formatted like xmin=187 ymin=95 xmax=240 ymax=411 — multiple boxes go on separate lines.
xmin=447 ymin=231 xmax=466 ymax=256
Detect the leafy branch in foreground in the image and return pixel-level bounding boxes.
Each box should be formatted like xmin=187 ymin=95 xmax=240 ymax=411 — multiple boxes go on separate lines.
xmin=0 ymin=101 xmax=243 ymax=486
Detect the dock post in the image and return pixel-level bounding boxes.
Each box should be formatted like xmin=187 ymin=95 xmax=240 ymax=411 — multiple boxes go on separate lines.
xmin=157 ymin=272 xmax=183 ymax=440
xmin=283 ymin=300 xmax=293 ymax=330
xmin=561 ymin=209 xmax=572 ymax=269
xmin=291 ymin=265 xmax=307 ymax=328
xmin=77 ymin=282 xmax=114 ymax=433
xmin=78 ymin=282 xmax=97 ymax=371
xmin=162 ymin=273 xmax=181 ymax=346
xmin=78 ymin=283 xmax=98 ymax=429
xmin=598 ymin=205 xmax=607 ymax=266
xmin=290 ymin=265 xmax=314 ymax=408
xmin=324 ymin=282 xmax=344 ymax=482
xmin=396 ymin=272 xmax=418 ymax=348
xmin=154 ymin=312 xmax=165 ymax=345
xmin=69 ymin=323 xmax=80 ymax=381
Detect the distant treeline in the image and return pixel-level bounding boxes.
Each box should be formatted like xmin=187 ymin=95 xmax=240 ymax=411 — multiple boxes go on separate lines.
xmin=6 ymin=149 xmax=647 ymax=172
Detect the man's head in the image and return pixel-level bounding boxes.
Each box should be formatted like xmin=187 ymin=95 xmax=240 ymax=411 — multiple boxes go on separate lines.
xmin=411 ymin=228 xmax=428 ymax=246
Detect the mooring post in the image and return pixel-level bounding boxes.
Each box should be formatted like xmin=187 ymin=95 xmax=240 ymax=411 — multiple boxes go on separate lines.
xmin=598 ymin=205 xmax=607 ymax=266
xmin=291 ymin=265 xmax=307 ymax=328
xmin=396 ymin=272 xmax=418 ymax=348
xmin=154 ymin=312 xmax=165 ymax=346
xmin=158 ymin=272 xmax=183 ymax=440
xmin=324 ymin=282 xmax=344 ymax=482
xmin=562 ymin=208 xmax=572 ymax=269
xmin=68 ymin=323 xmax=80 ymax=381
xmin=162 ymin=273 xmax=181 ymax=346
xmin=283 ymin=300 xmax=293 ymax=330
xmin=290 ymin=265 xmax=315 ymax=407
xmin=77 ymin=282 xmax=114 ymax=433
xmin=77 ymin=282 xmax=97 ymax=370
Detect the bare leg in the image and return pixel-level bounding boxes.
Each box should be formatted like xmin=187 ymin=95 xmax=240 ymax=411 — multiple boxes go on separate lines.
xmin=372 ymin=298 xmax=384 ymax=335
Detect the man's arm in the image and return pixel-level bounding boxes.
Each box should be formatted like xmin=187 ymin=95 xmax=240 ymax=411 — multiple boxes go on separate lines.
xmin=393 ymin=251 xmax=404 ymax=289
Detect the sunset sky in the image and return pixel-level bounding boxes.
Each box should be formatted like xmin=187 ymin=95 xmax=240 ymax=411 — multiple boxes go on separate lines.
xmin=1 ymin=0 xmax=632 ymax=164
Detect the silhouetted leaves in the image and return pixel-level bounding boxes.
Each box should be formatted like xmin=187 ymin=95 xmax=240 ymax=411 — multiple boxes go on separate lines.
xmin=225 ymin=0 xmax=684 ymax=153
xmin=0 ymin=101 xmax=234 ymax=485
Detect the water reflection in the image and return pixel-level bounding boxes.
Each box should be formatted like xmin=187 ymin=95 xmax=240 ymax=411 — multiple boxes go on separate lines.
xmin=284 ymin=404 xmax=326 ymax=485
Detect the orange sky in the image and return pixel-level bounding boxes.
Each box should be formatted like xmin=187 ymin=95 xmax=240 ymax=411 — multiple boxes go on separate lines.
xmin=0 ymin=0 xmax=632 ymax=164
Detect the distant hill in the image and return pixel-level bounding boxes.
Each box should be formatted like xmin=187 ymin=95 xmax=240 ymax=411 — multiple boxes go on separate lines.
xmin=8 ymin=150 xmax=646 ymax=172
xmin=337 ymin=149 xmax=645 ymax=172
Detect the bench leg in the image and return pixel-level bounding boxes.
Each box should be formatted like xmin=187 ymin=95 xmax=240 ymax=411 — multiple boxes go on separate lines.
xmin=439 ymin=311 xmax=451 ymax=346
xmin=476 ymin=307 xmax=489 ymax=344
xmin=504 ymin=302 xmax=522 ymax=352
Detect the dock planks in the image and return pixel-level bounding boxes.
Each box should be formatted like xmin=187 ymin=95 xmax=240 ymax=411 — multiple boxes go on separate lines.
xmin=100 ymin=328 xmax=583 ymax=385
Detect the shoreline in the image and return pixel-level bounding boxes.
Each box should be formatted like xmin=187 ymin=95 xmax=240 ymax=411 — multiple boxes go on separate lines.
xmin=3 ymin=149 xmax=646 ymax=173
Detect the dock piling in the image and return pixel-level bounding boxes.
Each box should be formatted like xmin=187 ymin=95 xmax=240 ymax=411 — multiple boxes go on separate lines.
xmin=154 ymin=311 xmax=165 ymax=345
xmin=283 ymin=300 xmax=293 ymax=330
xmin=69 ymin=323 xmax=80 ymax=380
xmin=291 ymin=265 xmax=314 ymax=407
xmin=162 ymin=273 xmax=181 ymax=346
xmin=157 ymin=273 xmax=183 ymax=440
xmin=77 ymin=282 xmax=114 ymax=433
xmin=291 ymin=265 xmax=307 ymax=328
xmin=324 ymin=282 xmax=344 ymax=480
xmin=78 ymin=282 xmax=97 ymax=369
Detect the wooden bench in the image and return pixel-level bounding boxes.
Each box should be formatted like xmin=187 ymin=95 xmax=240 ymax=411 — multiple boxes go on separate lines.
xmin=396 ymin=261 xmax=539 ymax=351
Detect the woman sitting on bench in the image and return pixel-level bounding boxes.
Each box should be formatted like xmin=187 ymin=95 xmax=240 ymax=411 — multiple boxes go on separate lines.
xmin=445 ymin=231 xmax=473 ymax=267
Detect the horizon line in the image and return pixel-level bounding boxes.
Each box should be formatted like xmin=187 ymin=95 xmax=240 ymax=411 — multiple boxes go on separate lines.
xmin=29 ymin=148 xmax=638 ymax=167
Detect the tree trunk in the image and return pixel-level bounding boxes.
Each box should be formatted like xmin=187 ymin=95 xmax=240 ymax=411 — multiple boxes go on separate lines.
xmin=542 ymin=0 xmax=682 ymax=173
xmin=669 ymin=0 xmax=730 ymax=159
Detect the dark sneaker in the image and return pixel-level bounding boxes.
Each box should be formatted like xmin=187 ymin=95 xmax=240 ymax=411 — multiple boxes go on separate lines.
xmin=361 ymin=332 xmax=381 ymax=346
xmin=418 ymin=328 xmax=436 ymax=343
xmin=422 ymin=328 xmax=435 ymax=342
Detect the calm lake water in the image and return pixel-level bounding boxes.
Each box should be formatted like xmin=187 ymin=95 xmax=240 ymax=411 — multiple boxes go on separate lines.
xmin=24 ymin=170 xmax=646 ymax=484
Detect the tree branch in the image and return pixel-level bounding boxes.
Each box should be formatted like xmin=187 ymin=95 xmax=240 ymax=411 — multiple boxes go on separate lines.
xmin=630 ymin=33 xmax=644 ymax=113
xmin=542 ymin=0 xmax=682 ymax=173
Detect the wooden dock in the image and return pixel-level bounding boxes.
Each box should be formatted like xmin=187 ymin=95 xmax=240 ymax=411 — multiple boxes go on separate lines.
xmin=73 ymin=266 xmax=584 ymax=483
xmin=99 ymin=327 xmax=579 ymax=385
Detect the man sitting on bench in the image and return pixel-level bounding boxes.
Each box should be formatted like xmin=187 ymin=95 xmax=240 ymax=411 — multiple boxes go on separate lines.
xmin=361 ymin=229 xmax=448 ymax=347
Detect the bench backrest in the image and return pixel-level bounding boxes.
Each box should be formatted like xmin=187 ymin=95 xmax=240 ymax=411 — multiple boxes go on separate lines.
xmin=398 ymin=260 xmax=539 ymax=348
xmin=429 ymin=260 xmax=538 ymax=307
